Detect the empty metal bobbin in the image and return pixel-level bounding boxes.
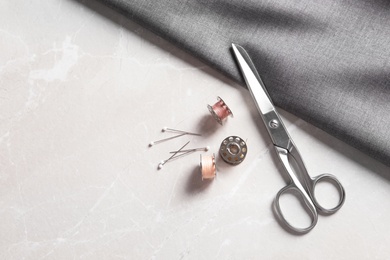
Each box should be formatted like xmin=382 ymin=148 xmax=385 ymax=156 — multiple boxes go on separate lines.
xmin=219 ymin=136 xmax=247 ymax=165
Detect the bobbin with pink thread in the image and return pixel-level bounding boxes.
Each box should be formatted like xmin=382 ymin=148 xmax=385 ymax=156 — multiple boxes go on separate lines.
xmin=200 ymin=154 xmax=216 ymax=180
xmin=207 ymin=96 xmax=233 ymax=125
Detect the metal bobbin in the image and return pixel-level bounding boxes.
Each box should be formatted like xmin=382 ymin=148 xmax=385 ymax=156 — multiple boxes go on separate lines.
xmin=219 ymin=136 xmax=247 ymax=165
xmin=200 ymin=154 xmax=216 ymax=180
xmin=207 ymin=96 xmax=233 ymax=125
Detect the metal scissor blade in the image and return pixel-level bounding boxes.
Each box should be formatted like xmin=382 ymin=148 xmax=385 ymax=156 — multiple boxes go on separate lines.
xmin=231 ymin=43 xmax=275 ymax=115
xmin=232 ymin=43 xmax=292 ymax=150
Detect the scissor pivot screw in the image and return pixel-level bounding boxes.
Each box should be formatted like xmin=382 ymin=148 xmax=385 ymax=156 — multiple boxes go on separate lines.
xmin=269 ymin=119 xmax=279 ymax=129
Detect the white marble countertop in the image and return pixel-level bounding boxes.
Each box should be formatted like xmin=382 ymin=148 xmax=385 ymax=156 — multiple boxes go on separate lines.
xmin=1 ymin=1 xmax=390 ymax=259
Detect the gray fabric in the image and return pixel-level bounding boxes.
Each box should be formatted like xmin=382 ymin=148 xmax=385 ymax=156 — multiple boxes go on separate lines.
xmin=98 ymin=0 xmax=390 ymax=166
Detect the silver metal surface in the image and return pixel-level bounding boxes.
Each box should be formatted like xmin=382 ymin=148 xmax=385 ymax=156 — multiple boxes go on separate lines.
xmin=232 ymin=43 xmax=345 ymax=234
xmin=231 ymin=44 xmax=274 ymax=115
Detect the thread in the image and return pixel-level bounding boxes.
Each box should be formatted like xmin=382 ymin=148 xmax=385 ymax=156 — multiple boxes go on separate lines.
xmin=200 ymin=154 xmax=216 ymax=180
xmin=207 ymin=96 xmax=233 ymax=125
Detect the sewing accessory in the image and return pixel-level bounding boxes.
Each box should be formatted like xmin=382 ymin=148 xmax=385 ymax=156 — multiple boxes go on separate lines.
xmin=149 ymin=133 xmax=186 ymax=147
xmin=207 ymin=96 xmax=233 ymax=125
xmin=158 ymin=141 xmax=190 ymax=170
xmin=200 ymin=154 xmax=216 ymax=180
xmin=170 ymin=146 xmax=209 ymax=154
xmin=162 ymin=127 xmax=201 ymax=136
xmin=219 ymin=136 xmax=247 ymax=165
xmin=232 ymin=43 xmax=345 ymax=234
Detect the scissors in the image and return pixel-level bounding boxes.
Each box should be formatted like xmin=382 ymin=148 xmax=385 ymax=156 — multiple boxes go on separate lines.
xmin=231 ymin=44 xmax=345 ymax=234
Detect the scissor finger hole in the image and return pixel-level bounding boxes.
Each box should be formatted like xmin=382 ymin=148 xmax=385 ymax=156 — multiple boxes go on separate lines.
xmin=313 ymin=177 xmax=343 ymax=210
xmin=278 ymin=189 xmax=315 ymax=230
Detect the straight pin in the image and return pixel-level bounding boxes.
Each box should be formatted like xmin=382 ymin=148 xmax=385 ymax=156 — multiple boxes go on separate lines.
xmin=164 ymin=149 xmax=198 ymax=162
xmin=149 ymin=133 xmax=186 ymax=147
xmin=169 ymin=146 xmax=210 ymax=154
xmin=158 ymin=141 xmax=190 ymax=170
xmin=162 ymin=127 xmax=201 ymax=136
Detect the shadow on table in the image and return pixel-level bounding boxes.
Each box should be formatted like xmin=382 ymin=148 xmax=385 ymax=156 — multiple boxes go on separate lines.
xmin=185 ymin=166 xmax=213 ymax=195
xmin=277 ymin=109 xmax=390 ymax=183
xmin=195 ymin=114 xmax=221 ymax=138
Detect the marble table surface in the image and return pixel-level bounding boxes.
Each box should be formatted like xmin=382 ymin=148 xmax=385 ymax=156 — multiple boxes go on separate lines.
xmin=1 ymin=1 xmax=390 ymax=259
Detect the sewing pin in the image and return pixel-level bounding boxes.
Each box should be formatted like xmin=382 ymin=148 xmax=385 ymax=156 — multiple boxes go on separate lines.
xmin=149 ymin=133 xmax=186 ymax=147
xmin=162 ymin=127 xmax=202 ymax=136
xmin=169 ymin=146 xmax=210 ymax=154
xmin=158 ymin=141 xmax=190 ymax=170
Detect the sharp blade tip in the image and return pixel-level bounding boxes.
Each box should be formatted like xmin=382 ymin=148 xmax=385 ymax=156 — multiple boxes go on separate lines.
xmin=231 ymin=43 xmax=239 ymax=49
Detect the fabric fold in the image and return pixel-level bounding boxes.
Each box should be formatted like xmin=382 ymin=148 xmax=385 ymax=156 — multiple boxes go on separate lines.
xmin=98 ymin=0 xmax=390 ymax=166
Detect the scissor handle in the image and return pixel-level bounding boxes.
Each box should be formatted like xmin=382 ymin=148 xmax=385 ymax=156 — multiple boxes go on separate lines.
xmin=273 ymin=183 xmax=318 ymax=234
xmin=309 ymin=173 xmax=346 ymax=215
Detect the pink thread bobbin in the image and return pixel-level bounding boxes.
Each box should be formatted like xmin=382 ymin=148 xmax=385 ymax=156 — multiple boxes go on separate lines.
xmin=200 ymin=154 xmax=216 ymax=180
xmin=207 ymin=96 xmax=233 ymax=125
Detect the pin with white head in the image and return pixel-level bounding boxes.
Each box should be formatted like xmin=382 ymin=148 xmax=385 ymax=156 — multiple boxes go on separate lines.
xmin=169 ymin=146 xmax=210 ymax=154
xmin=149 ymin=127 xmax=202 ymax=147
xmin=157 ymin=141 xmax=190 ymax=170
xmin=162 ymin=127 xmax=201 ymax=136
xmin=149 ymin=133 xmax=187 ymax=147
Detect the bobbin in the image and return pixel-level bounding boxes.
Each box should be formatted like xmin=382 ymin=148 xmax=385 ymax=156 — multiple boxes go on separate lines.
xmin=219 ymin=136 xmax=247 ymax=165
xmin=200 ymin=154 xmax=216 ymax=180
xmin=207 ymin=96 xmax=233 ymax=125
